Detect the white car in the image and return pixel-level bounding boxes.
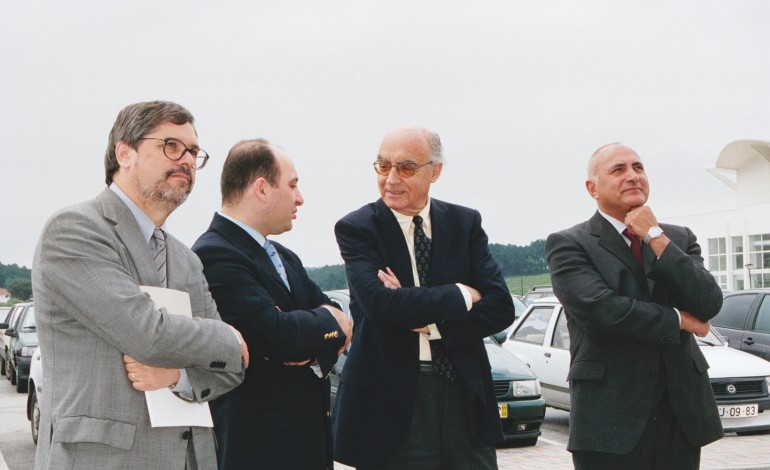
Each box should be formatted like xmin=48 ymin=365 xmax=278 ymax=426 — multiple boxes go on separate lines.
xmin=502 ymin=300 xmax=770 ymax=434
xmin=27 ymin=347 xmax=42 ymax=444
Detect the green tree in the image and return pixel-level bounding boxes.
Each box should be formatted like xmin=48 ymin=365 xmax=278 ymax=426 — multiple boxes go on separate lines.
xmin=306 ymin=265 xmax=348 ymax=291
xmin=7 ymin=277 xmax=33 ymax=301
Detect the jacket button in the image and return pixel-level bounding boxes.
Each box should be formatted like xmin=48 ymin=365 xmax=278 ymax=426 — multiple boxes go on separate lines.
xmin=182 ymin=430 xmax=192 ymax=440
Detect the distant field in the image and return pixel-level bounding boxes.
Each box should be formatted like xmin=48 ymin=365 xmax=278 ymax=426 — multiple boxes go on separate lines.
xmin=506 ymin=273 xmax=551 ymax=296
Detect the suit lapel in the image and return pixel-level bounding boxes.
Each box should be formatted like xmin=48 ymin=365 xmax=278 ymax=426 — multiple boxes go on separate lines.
xmin=427 ymin=200 xmax=451 ymax=285
xmin=98 ymin=189 xmax=160 ymax=287
xmin=591 ymin=212 xmax=648 ymax=287
xmin=374 ymin=199 xmax=415 ymax=287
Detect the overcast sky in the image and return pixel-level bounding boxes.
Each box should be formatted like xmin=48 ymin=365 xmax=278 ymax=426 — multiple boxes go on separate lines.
xmin=1 ymin=1 xmax=768 ymax=270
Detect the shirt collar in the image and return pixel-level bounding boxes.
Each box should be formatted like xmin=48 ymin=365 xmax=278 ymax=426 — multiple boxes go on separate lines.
xmin=217 ymin=211 xmax=268 ymax=247
xmin=390 ymin=199 xmax=432 ymax=237
xmin=109 ymin=183 xmax=165 ymax=245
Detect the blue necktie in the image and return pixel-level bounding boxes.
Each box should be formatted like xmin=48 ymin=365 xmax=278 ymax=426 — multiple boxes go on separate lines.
xmin=264 ymin=239 xmax=290 ymax=290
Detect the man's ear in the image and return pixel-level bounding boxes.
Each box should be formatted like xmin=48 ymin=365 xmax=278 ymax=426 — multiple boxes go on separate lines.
xmin=585 ymin=179 xmax=597 ymax=199
xmin=115 ymin=141 xmax=133 ymax=169
xmin=252 ymin=177 xmax=270 ymax=201
xmin=430 ymin=162 xmax=443 ymax=183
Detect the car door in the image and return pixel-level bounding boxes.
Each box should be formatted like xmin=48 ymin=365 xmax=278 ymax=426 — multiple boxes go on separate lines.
xmin=711 ymin=293 xmax=755 ymax=354
xmin=741 ymin=293 xmax=770 ymax=360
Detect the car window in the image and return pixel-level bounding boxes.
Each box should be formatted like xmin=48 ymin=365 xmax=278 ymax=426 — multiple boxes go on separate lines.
xmin=753 ymin=296 xmax=770 ymax=334
xmin=19 ymin=306 xmax=35 ymax=330
xmin=551 ymin=309 xmax=570 ymax=350
xmin=513 ymin=307 xmax=552 ymax=345
xmin=712 ymin=294 xmax=755 ymax=329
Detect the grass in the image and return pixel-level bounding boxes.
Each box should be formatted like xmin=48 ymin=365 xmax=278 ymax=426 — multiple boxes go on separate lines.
xmin=505 ymin=273 xmax=552 ymax=296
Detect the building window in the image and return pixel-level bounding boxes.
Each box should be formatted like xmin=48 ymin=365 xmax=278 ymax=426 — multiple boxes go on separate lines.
xmin=713 ymin=274 xmax=727 ymax=290
xmin=709 ymin=238 xmax=727 ymax=272
xmin=751 ymin=273 xmax=770 ymax=289
xmin=748 ymin=234 xmax=770 ymax=269
xmin=732 ymin=236 xmax=744 ymax=270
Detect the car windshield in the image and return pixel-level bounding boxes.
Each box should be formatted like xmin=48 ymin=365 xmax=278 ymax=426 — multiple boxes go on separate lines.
xmin=19 ymin=306 xmax=35 ymax=330
xmin=696 ymin=328 xmax=726 ymax=347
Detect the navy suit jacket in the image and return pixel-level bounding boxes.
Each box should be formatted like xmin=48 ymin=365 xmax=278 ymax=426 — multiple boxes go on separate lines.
xmin=193 ymin=213 xmax=346 ymax=470
xmin=332 ymin=198 xmax=515 ymax=468
xmin=546 ymin=212 xmax=724 ymax=454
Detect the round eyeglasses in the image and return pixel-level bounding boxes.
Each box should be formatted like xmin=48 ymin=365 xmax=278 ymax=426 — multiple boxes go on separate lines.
xmin=138 ymin=137 xmax=210 ymax=170
xmin=373 ymin=160 xmax=434 ymax=178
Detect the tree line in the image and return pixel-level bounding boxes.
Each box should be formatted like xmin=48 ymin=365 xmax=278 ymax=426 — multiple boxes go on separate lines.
xmin=307 ymin=239 xmax=548 ymax=291
xmin=0 ymin=262 xmax=33 ymax=302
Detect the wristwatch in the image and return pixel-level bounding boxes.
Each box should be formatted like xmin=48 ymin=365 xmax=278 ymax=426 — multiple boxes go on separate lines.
xmin=644 ymin=226 xmax=664 ymax=244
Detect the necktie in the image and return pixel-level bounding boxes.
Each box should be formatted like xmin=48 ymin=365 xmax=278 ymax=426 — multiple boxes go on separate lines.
xmin=622 ymin=228 xmax=644 ymax=269
xmin=264 ymin=239 xmax=290 ymax=290
xmin=151 ymin=228 xmax=167 ymax=287
xmin=413 ymin=216 xmax=456 ymax=381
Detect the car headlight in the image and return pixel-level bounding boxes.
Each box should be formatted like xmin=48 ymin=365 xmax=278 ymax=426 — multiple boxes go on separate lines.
xmin=512 ymin=379 xmax=541 ymax=398
xmin=21 ymin=346 xmax=37 ymax=357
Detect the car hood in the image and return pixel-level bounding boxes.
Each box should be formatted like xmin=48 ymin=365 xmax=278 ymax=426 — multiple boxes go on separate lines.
xmin=700 ymin=344 xmax=770 ymax=378
xmin=485 ymin=343 xmax=537 ymax=381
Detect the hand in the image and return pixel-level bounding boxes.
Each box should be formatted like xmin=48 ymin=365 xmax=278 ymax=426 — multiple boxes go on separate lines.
xmin=378 ymin=267 xmax=402 ymax=289
xmin=680 ymin=310 xmax=710 ymax=337
xmin=123 ymin=355 xmax=181 ymax=392
xmin=624 ymin=206 xmax=658 ymax=241
xmin=325 ymin=304 xmax=353 ymax=355
xmin=229 ymin=326 xmax=250 ymax=368
xmin=411 ymin=326 xmax=430 ymax=334
xmin=459 ymin=284 xmax=482 ymax=303
xmin=283 ymin=359 xmax=312 ymax=366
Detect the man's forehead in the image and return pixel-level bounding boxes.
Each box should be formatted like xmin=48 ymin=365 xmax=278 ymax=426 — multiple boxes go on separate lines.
xmin=599 ymin=145 xmax=642 ymax=167
xmin=379 ymin=132 xmax=431 ymax=160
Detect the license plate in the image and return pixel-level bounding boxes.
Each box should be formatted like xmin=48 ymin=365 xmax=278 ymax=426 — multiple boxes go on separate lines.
xmin=718 ymin=404 xmax=759 ymax=419
xmin=498 ymin=404 xmax=508 ymax=418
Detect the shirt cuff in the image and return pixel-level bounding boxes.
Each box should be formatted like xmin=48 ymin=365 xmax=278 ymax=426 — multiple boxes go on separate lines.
xmin=456 ymin=283 xmax=473 ymax=311
xmin=673 ymin=307 xmax=681 ymax=326
xmin=427 ymin=323 xmax=442 ymax=340
xmin=171 ymin=369 xmax=194 ymax=399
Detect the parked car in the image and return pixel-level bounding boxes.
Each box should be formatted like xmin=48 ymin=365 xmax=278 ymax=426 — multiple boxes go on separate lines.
xmin=1 ymin=302 xmax=31 ymax=379
xmin=5 ymin=303 xmax=37 ymax=393
xmin=502 ymin=300 xmax=770 ymax=435
xmin=324 ymin=290 xmax=546 ymax=445
xmin=521 ymin=285 xmax=554 ymax=306
xmin=27 ymin=347 xmax=42 ymax=444
xmin=711 ymin=290 xmax=770 ymax=361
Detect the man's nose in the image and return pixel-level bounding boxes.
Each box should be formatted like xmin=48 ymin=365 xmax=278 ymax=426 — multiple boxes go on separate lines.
xmin=385 ymin=165 xmax=401 ymax=183
xmin=178 ymin=149 xmax=197 ymax=168
xmin=296 ymin=189 xmax=304 ymax=206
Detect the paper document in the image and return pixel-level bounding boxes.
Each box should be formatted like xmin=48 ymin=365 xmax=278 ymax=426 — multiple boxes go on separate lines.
xmin=139 ymin=286 xmax=214 ymax=428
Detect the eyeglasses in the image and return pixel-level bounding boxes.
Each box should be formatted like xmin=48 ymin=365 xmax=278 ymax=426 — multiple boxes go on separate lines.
xmin=138 ymin=137 xmax=210 ymax=170
xmin=373 ymin=160 xmax=434 ymax=178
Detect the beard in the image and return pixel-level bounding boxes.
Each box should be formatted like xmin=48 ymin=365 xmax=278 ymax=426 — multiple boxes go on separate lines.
xmin=136 ymin=167 xmax=194 ymax=213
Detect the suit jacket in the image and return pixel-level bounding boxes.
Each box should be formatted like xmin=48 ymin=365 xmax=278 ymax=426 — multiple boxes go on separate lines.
xmin=192 ymin=213 xmax=347 ymax=470
xmin=545 ymin=211 xmax=724 ymax=454
xmin=31 ymin=188 xmax=244 ymax=470
xmin=332 ymin=198 xmax=515 ymax=468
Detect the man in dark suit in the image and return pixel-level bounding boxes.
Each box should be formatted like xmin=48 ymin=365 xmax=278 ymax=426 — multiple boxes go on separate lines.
xmin=546 ymin=143 xmax=724 ymax=469
xmin=332 ymin=127 xmax=515 ymax=469
xmin=192 ymin=139 xmax=352 ymax=470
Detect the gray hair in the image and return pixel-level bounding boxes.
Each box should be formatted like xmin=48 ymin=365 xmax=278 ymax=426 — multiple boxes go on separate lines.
xmin=104 ymin=101 xmax=195 ymax=185
xmin=427 ymin=130 xmax=444 ymax=164
xmin=587 ymin=142 xmax=623 ymax=183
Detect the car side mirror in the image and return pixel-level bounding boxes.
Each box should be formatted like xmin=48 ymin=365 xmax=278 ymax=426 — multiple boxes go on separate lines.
xmin=491 ymin=331 xmax=508 ymax=344
xmin=5 ymin=329 xmax=17 ymax=338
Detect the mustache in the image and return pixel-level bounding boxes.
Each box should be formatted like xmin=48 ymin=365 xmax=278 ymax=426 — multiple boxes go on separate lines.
xmin=166 ymin=167 xmax=193 ymax=180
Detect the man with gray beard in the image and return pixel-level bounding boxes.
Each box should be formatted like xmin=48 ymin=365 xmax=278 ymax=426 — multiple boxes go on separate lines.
xmin=32 ymin=100 xmax=249 ymax=470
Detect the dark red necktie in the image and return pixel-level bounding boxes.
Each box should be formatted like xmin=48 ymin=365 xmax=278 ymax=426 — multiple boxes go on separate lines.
xmin=622 ymin=228 xmax=644 ymax=269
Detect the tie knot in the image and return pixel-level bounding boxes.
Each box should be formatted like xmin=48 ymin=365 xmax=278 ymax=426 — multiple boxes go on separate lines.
xmin=622 ymin=228 xmax=639 ymax=241
xmin=413 ymin=215 xmax=423 ymax=227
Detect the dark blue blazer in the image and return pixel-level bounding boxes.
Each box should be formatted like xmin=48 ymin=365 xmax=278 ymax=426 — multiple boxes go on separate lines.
xmin=546 ymin=212 xmax=724 ymax=454
xmin=332 ymin=198 xmax=515 ymax=468
xmin=193 ymin=213 xmax=346 ymax=470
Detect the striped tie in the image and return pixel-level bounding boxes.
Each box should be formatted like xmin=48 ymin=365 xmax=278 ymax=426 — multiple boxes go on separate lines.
xmin=152 ymin=228 xmax=167 ymax=287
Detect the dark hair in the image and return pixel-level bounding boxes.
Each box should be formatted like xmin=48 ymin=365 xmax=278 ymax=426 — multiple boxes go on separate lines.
xmin=221 ymin=139 xmax=280 ymax=205
xmin=104 ymin=101 xmax=195 ymax=185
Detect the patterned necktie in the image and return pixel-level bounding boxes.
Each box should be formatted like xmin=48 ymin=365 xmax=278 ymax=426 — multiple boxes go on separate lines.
xmin=151 ymin=228 xmax=167 ymax=287
xmin=264 ymin=239 xmax=290 ymax=290
xmin=622 ymin=228 xmax=644 ymax=269
xmin=413 ymin=216 xmax=456 ymax=381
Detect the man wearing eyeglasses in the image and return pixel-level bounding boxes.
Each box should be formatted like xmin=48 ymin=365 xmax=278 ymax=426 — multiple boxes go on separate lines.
xmin=32 ymin=100 xmax=248 ymax=470
xmin=332 ymin=127 xmax=515 ymax=469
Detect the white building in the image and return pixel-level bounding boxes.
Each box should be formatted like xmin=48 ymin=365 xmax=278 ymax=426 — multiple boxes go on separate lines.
xmin=663 ymin=140 xmax=770 ymax=291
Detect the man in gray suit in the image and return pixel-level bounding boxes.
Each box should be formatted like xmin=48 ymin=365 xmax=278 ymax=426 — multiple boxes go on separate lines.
xmin=546 ymin=143 xmax=723 ymax=469
xmin=32 ymin=100 xmax=249 ymax=470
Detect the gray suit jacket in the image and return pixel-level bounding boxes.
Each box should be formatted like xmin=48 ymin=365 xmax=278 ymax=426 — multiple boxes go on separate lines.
xmin=32 ymin=188 xmax=244 ymax=470
xmin=545 ymin=212 xmax=723 ymax=454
